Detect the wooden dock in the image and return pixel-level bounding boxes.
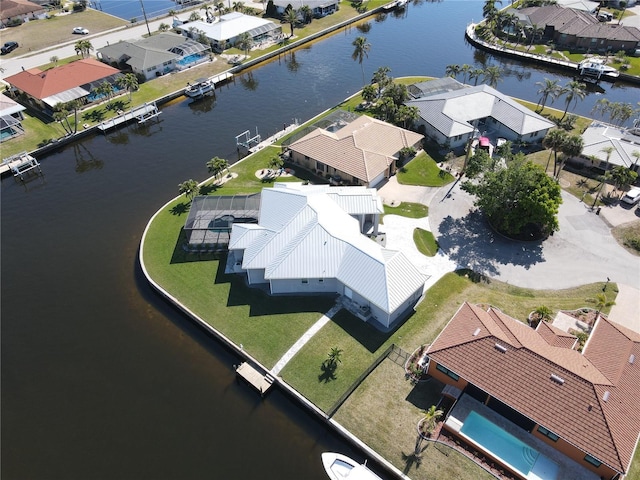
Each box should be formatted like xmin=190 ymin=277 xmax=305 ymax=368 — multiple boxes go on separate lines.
xmin=97 ymin=102 xmax=161 ymax=133
xmin=235 ymin=362 xmax=274 ymax=396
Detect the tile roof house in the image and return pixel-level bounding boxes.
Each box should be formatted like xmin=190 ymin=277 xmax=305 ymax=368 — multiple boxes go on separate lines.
xmin=406 ymin=81 xmax=555 ymax=149
xmin=426 ymin=302 xmax=640 ymax=480
xmin=4 ymin=59 xmax=122 ymax=113
xmin=287 ymin=115 xmax=424 ymax=187
xmin=515 ymin=4 xmax=640 ymax=54
xmin=97 ymin=33 xmax=210 ymax=80
xmin=227 ymin=183 xmax=427 ymax=329
xmin=1 ymin=0 xmax=46 ymax=25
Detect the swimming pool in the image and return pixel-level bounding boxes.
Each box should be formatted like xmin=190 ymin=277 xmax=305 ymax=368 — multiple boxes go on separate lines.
xmin=460 ymin=411 xmax=539 ymax=476
xmin=177 ymin=53 xmax=206 ymax=67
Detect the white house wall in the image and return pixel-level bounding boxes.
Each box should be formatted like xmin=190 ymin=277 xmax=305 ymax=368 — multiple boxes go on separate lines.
xmin=248 ymin=268 xmax=267 ymax=284
xmin=270 ymin=277 xmax=338 ymax=294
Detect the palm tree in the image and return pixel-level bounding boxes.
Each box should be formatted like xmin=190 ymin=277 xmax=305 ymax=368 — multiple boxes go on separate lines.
xmin=482 ymin=0 xmax=502 ymax=22
xmin=299 ymin=5 xmax=312 ymax=23
xmin=178 ymin=179 xmax=200 ymax=201
xmin=543 ymin=129 xmax=567 ymax=175
xmin=420 ymin=405 xmax=444 ymax=437
xmin=591 ymin=98 xmax=611 ymax=120
xmin=207 ymin=156 xmax=229 ymax=181
xmin=326 ymin=347 xmax=343 ymax=368
xmin=371 ymin=66 xmax=391 ymax=98
xmin=268 ymin=155 xmax=284 ymax=173
xmin=601 ymin=146 xmax=615 ymax=173
xmin=535 ymin=78 xmax=560 ymax=112
xmin=158 ymin=23 xmax=170 ymax=32
xmin=351 ymin=36 xmax=371 ymax=87
xmin=610 ymin=166 xmax=638 ymax=198
xmin=445 ymin=64 xmax=460 ymax=79
xmin=631 ymin=150 xmax=640 ymax=170
xmin=201 ymin=3 xmax=214 ymax=21
xmin=482 ymin=65 xmax=502 ymax=88
xmin=63 ymin=99 xmax=82 ymax=133
xmin=594 ymin=293 xmax=615 ymax=316
xmin=460 ymin=64 xmax=472 ymax=84
xmin=74 ymin=39 xmax=93 ymax=58
xmin=556 ymin=134 xmax=584 ymax=182
xmin=526 ymin=24 xmax=543 ymax=51
xmin=216 ymin=2 xmax=225 ymax=19
xmin=53 ymin=104 xmax=73 ymax=135
xmin=93 ymin=81 xmax=114 ymax=105
xmin=49 ymin=55 xmax=59 ymax=66
xmin=189 ymin=11 xmax=203 ymax=21
xmin=232 ymin=1 xmax=244 ymax=11
xmin=469 ymin=68 xmax=484 ymax=86
xmin=116 ymin=73 xmax=139 ymax=102
xmin=284 ymin=8 xmax=298 ymax=37
xmin=559 ymin=80 xmax=586 ymax=121
xmin=235 ymin=32 xmax=253 ymax=56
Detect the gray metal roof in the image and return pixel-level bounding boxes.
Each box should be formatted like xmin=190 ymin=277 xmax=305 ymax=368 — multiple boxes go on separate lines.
xmin=581 ymin=122 xmax=640 ymax=168
xmin=407 ymin=83 xmax=555 ymax=138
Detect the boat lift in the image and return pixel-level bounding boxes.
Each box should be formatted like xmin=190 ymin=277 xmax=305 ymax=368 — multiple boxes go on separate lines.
xmin=1 ymin=151 xmax=42 ymax=180
xmin=235 ymin=127 xmax=261 ymax=154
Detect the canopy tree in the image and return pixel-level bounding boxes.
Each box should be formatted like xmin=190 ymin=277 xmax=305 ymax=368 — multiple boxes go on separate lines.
xmin=462 ymin=157 xmax=563 ymax=238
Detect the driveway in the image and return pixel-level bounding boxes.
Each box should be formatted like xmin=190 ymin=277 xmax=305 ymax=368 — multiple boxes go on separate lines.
xmin=427 ymin=180 xmax=640 ymax=291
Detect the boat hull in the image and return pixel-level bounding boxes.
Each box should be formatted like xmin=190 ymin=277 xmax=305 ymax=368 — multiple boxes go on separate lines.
xmin=321 ymin=452 xmax=383 ymax=480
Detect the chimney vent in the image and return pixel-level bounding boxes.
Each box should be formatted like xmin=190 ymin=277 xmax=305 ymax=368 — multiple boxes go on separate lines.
xmin=550 ymin=373 xmax=565 ymax=385
xmin=473 ymin=327 xmax=481 ymax=336
xmin=494 ymin=343 xmax=507 ymax=353
xmin=603 ymin=391 xmax=610 ymax=402
xmin=630 ymin=354 xmax=635 ymax=364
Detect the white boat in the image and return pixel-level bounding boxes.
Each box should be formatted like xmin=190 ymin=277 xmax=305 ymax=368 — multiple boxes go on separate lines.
xmin=577 ymin=58 xmax=619 ymax=81
xmin=321 ymin=452 xmax=383 ymax=480
xmin=184 ymin=78 xmax=215 ymax=98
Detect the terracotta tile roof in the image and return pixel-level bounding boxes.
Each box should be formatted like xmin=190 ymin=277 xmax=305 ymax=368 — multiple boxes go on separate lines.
xmin=427 ymin=302 xmax=640 ymax=474
xmin=536 ymin=320 xmax=578 ymax=349
xmin=4 ymin=59 xmax=121 ymax=100
xmin=1 ymin=0 xmax=44 ymax=20
xmin=288 ymin=115 xmax=423 ymax=183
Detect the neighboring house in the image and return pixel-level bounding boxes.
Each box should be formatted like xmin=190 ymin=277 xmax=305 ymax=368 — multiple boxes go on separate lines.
xmin=407 ymin=76 xmax=467 ymax=99
xmin=426 ymin=302 xmax=640 ymax=480
xmin=406 ymin=80 xmax=555 ymax=149
xmin=177 ymin=13 xmax=282 ymax=52
xmin=227 ymin=183 xmax=427 ymax=329
xmin=4 ymin=59 xmax=123 ymax=114
xmin=1 ymin=0 xmax=46 ymax=26
xmin=0 ymin=94 xmax=27 ymax=142
xmin=577 ymin=121 xmax=640 ymax=172
xmin=515 ymin=4 xmax=640 ymax=54
xmin=271 ymin=0 xmax=339 ymax=18
xmin=287 ymin=115 xmax=424 ymax=187
xmin=97 ymin=33 xmax=210 ymax=80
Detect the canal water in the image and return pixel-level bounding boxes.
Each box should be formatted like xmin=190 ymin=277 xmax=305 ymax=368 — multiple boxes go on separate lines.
xmin=2 ymin=2 xmax=637 ymax=479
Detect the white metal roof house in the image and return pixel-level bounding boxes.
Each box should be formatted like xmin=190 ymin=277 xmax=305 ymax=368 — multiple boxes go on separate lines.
xmin=287 ymin=114 xmax=424 ymax=188
xmin=406 ymin=80 xmax=555 ymax=150
xmin=271 ymin=0 xmax=339 ymax=18
xmin=578 ymin=121 xmax=640 ymax=172
xmin=227 ymin=183 xmax=427 ymax=329
xmin=97 ymin=33 xmax=209 ymax=80
xmin=179 ymin=13 xmax=282 ymax=51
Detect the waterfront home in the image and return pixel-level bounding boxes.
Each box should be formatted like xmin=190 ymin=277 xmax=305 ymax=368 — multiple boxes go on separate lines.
xmin=578 ymin=121 xmax=640 ymax=173
xmin=286 ymin=115 xmax=424 ymax=187
xmin=271 ymin=0 xmax=340 ymax=18
xmin=227 ymin=183 xmax=427 ymax=330
xmin=4 ymin=59 xmax=123 ymax=114
xmin=176 ymin=13 xmax=282 ymax=52
xmin=97 ymin=33 xmax=210 ymax=80
xmin=406 ymin=80 xmax=555 ymax=150
xmin=513 ymin=4 xmax=640 ymax=54
xmin=0 ymin=94 xmax=26 ymax=142
xmin=425 ymin=302 xmax=640 ymax=480
xmin=1 ymin=0 xmax=46 ymax=26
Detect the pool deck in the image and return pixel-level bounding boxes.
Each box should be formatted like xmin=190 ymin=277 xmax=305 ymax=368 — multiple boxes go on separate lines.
xmin=445 ymin=395 xmax=599 ymax=480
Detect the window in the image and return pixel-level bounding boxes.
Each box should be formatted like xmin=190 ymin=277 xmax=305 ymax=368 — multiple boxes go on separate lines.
xmin=584 ymin=454 xmax=602 ymax=468
xmin=537 ymin=426 xmax=559 ymax=442
xmin=436 ymin=364 xmax=460 ymax=381
xmin=317 ymin=161 xmax=327 ymax=172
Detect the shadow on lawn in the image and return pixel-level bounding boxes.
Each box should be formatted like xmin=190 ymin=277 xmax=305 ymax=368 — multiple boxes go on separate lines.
xmin=330 ymin=309 xmax=397 ymax=353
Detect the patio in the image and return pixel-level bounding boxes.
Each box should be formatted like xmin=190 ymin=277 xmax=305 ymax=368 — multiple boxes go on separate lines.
xmin=441 ymin=395 xmax=599 ymax=480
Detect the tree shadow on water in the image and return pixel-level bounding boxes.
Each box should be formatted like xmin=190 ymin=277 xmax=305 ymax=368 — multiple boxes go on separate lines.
xmin=437 ymin=210 xmax=544 ymax=277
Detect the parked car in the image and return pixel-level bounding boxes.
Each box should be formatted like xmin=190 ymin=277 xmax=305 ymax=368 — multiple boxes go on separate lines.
xmin=621 ymin=187 xmax=640 ymax=206
xmin=1 ymin=41 xmax=19 ymax=54
xmin=72 ymin=27 xmax=89 ymax=35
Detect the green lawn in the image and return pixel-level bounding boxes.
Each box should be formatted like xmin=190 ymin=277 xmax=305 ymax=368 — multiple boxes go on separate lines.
xmin=397 ymin=152 xmax=455 ymax=187
xmin=413 ymin=228 xmax=438 ymax=256
xmin=383 ymin=202 xmax=428 ymax=218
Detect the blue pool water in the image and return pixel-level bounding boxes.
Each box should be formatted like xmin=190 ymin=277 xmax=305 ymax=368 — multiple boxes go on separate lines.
xmin=460 ymin=411 xmax=540 ymax=476
xmin=177 ymin=53 xmax=206 ymax=67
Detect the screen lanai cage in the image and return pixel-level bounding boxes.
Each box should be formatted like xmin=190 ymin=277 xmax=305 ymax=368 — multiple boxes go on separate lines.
xmin=183 ymin=193 xmax=261 ymax=252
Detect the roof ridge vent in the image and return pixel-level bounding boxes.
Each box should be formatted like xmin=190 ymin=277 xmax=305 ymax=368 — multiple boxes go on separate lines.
xmin=630 ymin=354 xmax=636 ymax=364
xmin=473 ymin=327 xmax=481 ymax=336
xmin=603 ymin=391 xmax=610 ymax=402
xmin=494 ymin=343 xmax=507 ymax=353
xmin=550 ymin=373 xmax=565 ymax=385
